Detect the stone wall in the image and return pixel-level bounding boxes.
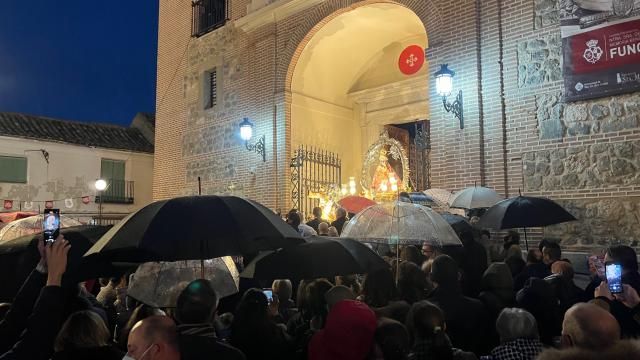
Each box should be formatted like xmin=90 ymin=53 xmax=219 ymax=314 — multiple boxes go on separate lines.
xmin=537 ymin=92 xmax=640 ymax=140
xmin=524 ymin=141 xmax=640 ymax=191
xmin=517 ymin=34 xmax=562 ymax=88
xmin=534 ymin=0 xmax=558 ymax=29
xmin=544 ymin=197 xmax=640 ymax=249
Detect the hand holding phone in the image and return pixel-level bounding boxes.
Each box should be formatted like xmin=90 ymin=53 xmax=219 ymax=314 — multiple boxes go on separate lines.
xmin=43 ymin=209 xmax=60 ymax=244
xmin=263 ymin=289 xmax=273 ymax=303
xmin=606 ymin=263 xmax=623 ymax=294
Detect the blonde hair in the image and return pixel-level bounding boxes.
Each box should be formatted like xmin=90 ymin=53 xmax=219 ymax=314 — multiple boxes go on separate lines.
xmin=54 ymin=310 xmax=110 ymax=352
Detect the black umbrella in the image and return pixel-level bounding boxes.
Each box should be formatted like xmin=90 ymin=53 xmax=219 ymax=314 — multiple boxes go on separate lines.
xmin=241 ymin=236 xmax=388 ymax=280
xmin=84 ymin=196 xmax=304 ymax=263
xmin=0 ymin=225 xmax=115 ymax=300
xmin=440 ymin=212 xmax=473 ymax=235
xmin=477 ymin=195 xmax=576 ymax=249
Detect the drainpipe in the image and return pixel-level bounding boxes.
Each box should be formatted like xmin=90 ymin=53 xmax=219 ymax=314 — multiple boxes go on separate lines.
xmin=475 ymin=0 xmax=486 ymax=186
xmin=497 ymin=0 xmax=509 ymax=197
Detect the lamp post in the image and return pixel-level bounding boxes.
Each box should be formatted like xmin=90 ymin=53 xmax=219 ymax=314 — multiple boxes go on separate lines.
xmin=434 ymin=64 xmax=464 ymax=129
xmin=239 ymin=117 xmax=266 ymax=162
xmin=95 ymin=179 xmax=107 ymax=225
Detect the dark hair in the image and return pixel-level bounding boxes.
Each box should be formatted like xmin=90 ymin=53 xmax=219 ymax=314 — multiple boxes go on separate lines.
xmin=176 ymin=279 xmax=218 ymax=324
xmin=400 ymin=246 xmax=424 ymax=266
xmin=362 ymin=267 xmax=397 ymax=308
xmin=397 ymin=262 xmax=428 ymax=304
xmin=430 ymin=255 xmax=459 ymax=290
xmin=303 ymin=279 xmax=333 ymax=321
xmin=312 ymin=207 xmax=322 ymax=218
xmin=230 ymin=289 xmax=284 ymax=357
xmin=543 ymin=242 xmax=562 ymax=262
xmin=607 ymin=245 xmax=638 ymax=273
xmin=480 ymin=230 xmax=491 ymax=238
xmin=538 ymin=238 xmax=555 ymax=252
xmin=287 ymin=211 xmax=301 ymax=228
xmin=375 ymin=318 xmax=410 ymax=360
xmin=406 ymin=301 xmax=453 ymax=360
xmin=526 ymin=249 xmax=543 ymax=264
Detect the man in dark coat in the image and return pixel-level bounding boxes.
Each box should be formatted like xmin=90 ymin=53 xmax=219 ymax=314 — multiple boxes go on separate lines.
xmin=331 ymin=208 xmax=348 ymax=235
xmin=458 ymin=231 xmax=488 ymax=297
xmin=427 ymin=255 xmax=489 ymax=354
xmin=175 ymin=279 xmax=245 ymax=360
xmin=305 ymin=207 xmax=326 ymax=233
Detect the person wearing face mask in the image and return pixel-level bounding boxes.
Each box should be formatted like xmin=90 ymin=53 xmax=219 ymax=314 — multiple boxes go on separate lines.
xmin=124 ymin=316 xmax=181 ymax=360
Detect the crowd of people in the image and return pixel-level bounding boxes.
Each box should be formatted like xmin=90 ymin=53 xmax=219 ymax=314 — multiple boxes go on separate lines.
xmin=1 ymin=207 xmax=640 ymax=360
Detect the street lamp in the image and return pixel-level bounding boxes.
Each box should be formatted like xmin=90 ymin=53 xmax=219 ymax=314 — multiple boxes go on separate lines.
xmin=95 ymin=179 xmax=107 ymax=225
xmin=239 ymin=117 xmax=266 ymax=162
xmin=434 ymin=64 xmax=464 ymax=129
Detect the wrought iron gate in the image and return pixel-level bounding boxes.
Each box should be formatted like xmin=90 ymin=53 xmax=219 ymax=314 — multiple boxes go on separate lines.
xmin=410 ymin=120 xmax=431 ymax=190
xmin=290 ymin=145 xmax=341 ymax=219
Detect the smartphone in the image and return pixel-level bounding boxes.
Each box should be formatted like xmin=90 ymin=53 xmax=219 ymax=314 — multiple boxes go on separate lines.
xmin=606 ymin=263 xmax=623 ymax=294
xmin=263 ymin=289 xmax=273 ymax=303
xmin=43 ymin=209 xmax=60 ymax=244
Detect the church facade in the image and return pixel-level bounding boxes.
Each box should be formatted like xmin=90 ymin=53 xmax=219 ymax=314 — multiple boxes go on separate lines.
xmin=155 ymin=0 xmax=640 ymax=249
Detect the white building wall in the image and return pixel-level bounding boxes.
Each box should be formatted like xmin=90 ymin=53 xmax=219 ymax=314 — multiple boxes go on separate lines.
xmin=0 ymin=136 xmax=153 ymax=221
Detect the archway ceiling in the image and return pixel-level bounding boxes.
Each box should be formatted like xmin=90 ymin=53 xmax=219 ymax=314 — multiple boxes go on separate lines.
xmin=291 ymin=3 xmax=428 ymax=109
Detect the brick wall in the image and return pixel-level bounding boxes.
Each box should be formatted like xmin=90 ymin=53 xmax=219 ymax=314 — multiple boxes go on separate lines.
xmin=155 ymin=0 xmax=640 ymax=249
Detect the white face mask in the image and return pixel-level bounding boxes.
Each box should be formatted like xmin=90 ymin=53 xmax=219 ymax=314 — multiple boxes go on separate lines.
xmin=123 ymin=344 xmax=153 ymax=360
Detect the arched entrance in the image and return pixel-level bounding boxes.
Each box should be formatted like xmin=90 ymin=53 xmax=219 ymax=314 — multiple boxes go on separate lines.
xmin=285 ymin=2 xmax=429 ymax=214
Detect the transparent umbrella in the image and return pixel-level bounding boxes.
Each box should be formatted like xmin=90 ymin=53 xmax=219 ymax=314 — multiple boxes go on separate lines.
xmin=127 ymin=257 xmax=240 ymax=308
xmin=423 ymin=189 xmax=466 ymax=216
xmin=0 ymin=215 xmax=82 ymax=242
xmin=341 ymin=202 xmax=461 ymax=247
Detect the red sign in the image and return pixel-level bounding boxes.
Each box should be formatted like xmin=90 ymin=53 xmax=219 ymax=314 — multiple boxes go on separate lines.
xmin=45 ymin=201 xmax=54 ymax=209
xmin=82 ymin=196 xmax=91 ymax=205
xmin=569 ymin=19 xmax=640 ymax=74
xmin=398 ymin=45 xmax=425 ymax=75
xmin=3 ymin=200 xmax=12 ymax=210
xmin=560 ymin=6 xmax=640 ymax=101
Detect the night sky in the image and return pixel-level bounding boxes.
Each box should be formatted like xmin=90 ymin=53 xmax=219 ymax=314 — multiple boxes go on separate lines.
xmin=0 ymin=1 xmax=159 ymax=127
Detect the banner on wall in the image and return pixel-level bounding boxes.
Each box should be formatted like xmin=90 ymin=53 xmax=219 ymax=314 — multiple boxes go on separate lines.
xmin=559 ymin=1 xmax=640 ymax=101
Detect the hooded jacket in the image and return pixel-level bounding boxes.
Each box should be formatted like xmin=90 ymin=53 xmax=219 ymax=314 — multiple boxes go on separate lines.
xmin=308 ymin=300 xmax=377 ymax=360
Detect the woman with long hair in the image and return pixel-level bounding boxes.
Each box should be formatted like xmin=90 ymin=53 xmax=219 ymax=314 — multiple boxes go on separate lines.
xmin=53 ymin=310 xmax=123 ymax=360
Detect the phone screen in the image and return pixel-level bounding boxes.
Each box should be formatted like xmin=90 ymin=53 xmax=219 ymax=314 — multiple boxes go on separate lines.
xmin=43 ymin=209 xmax=60 ymax=243
xmin=263 ymin=289 xmax=273 ymax=302
xmin=606 ymin=263 xmax=623 ymax=294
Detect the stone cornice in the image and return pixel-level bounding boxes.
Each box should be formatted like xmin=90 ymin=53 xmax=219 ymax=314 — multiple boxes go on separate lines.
xmin=235 ymin=0 xmax=325 ymax=33
xmin=348 ymin=75 xmax=428 ymax=104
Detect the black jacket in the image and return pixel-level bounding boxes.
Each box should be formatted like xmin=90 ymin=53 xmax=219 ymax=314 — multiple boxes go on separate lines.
xmin=427 ymin=286 xmax=488 ymax=354
xmin=0 ymin=285 xmax=66 ymax=360
xmin=330 ymin=217 xmax=347 ymax=235
xmin=52 ymin=346 xmax=124 ymax=360
xmin=178 ymin=324 xmax=245 ymax=360
xmin=0 ymin=270 xmax=47 ymax=353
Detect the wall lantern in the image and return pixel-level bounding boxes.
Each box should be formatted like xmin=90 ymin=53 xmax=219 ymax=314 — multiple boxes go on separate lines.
xmin=239 ymin=117 xmax=266 ymax=162
xmin=434 ymin=64 xmax=464 ymax=129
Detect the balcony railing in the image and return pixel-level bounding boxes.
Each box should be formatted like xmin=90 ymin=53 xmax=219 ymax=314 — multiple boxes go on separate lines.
xmin=96 ymin=180 xmax=135 ymax=204
xmin=192 ymin=0 xmax=229 ymax=37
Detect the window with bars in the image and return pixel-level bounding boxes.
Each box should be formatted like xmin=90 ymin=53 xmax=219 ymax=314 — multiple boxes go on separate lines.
xmin=0 ymin=155 xmax=27 ymax=183
xmin=204 ymin=68 xmax=217 ymax=109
